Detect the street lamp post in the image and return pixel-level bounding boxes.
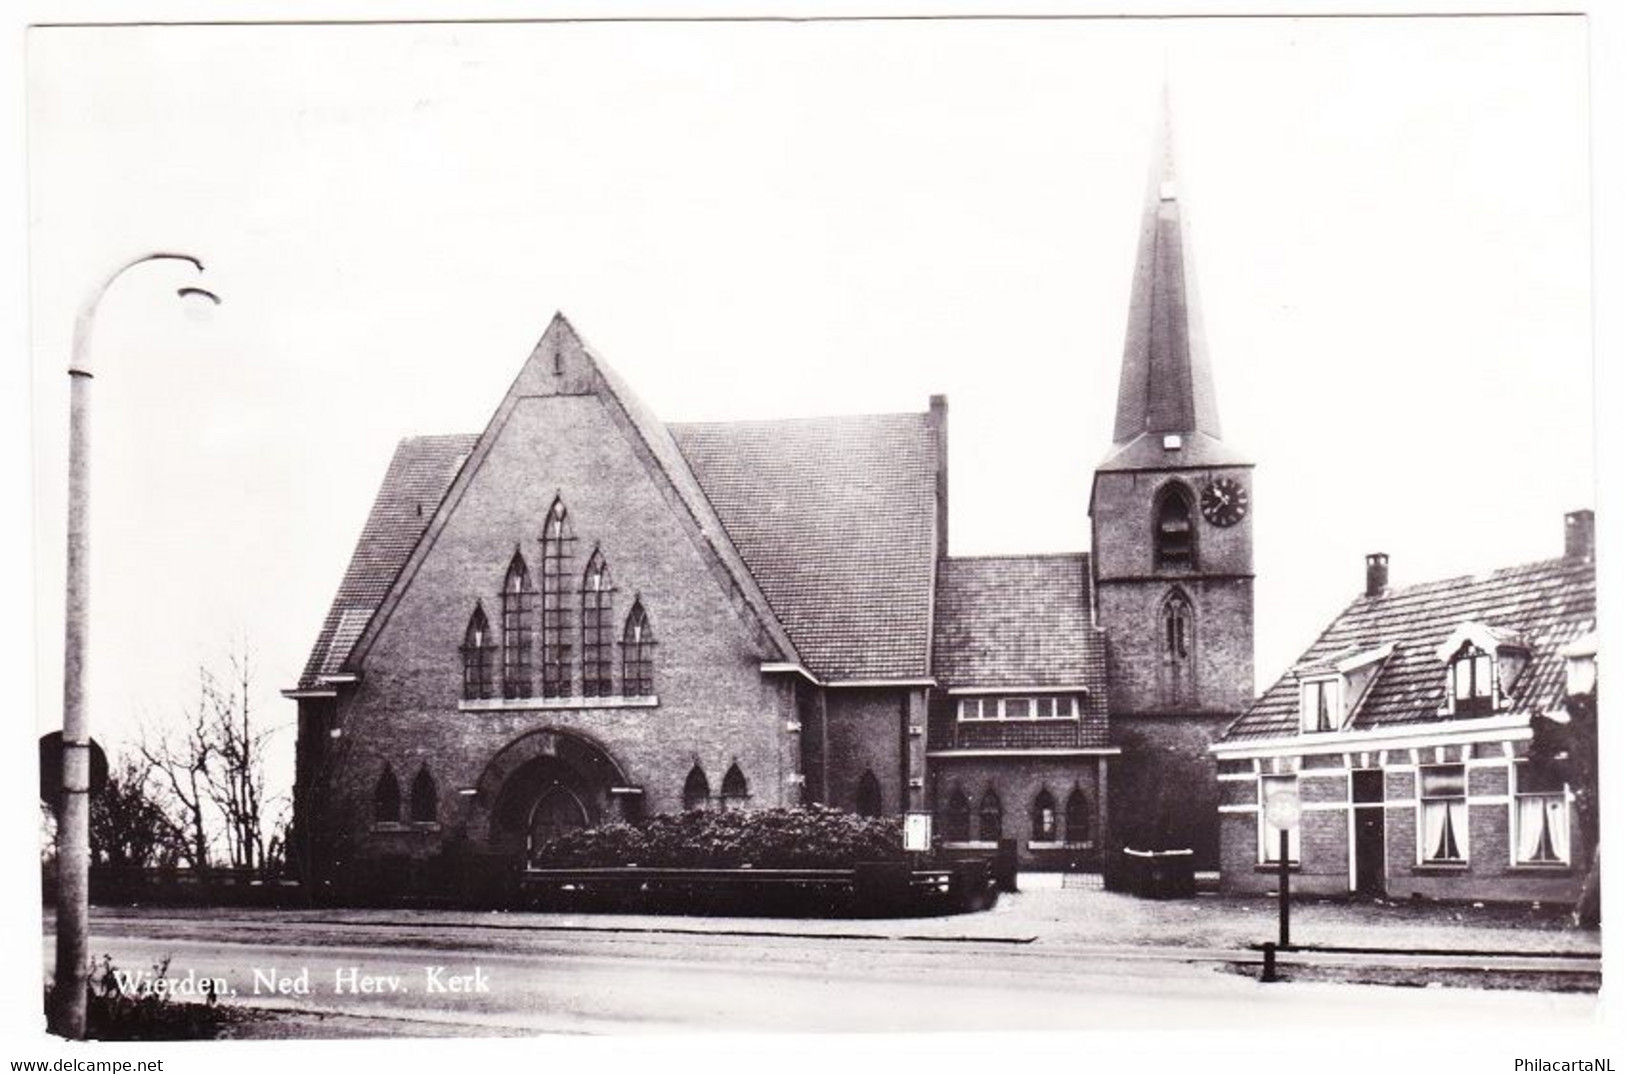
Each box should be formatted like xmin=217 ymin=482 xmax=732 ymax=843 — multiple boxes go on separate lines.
xmin=50 ymin=253 xmax=219 ymax=1039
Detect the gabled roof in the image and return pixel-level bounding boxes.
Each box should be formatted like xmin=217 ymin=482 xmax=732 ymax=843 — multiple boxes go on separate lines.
xmin=670 ymin=412 xmax=939 ymax=681
xmin=295 ymin=316 xmax=943 ymax=689
xmin=296 ymin=433 xmax=478 ymax=689
xmin=1221 ymin=555 xmax=1596 ymax=743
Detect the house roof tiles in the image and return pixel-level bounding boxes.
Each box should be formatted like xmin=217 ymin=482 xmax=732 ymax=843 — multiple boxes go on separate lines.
xmin=1221 ymin=555 xmax=1596 ymax=743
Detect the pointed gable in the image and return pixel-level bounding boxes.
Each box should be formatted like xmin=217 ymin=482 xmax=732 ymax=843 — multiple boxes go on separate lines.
xmin=328 ymin=313 xmax=801 ymax=682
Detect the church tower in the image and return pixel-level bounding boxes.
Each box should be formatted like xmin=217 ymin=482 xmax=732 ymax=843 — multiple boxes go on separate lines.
xmin=1090 ymin=95 xmax=1255 ymax=866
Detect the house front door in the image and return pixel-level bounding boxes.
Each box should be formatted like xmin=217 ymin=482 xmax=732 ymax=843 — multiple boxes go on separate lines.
xmin=1352 ymin=769 xmax=1386 ymax=898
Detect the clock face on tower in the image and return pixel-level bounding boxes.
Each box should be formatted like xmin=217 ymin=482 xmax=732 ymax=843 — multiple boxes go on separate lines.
xmin=1200 ymin=477 xmax=1249 ymax=527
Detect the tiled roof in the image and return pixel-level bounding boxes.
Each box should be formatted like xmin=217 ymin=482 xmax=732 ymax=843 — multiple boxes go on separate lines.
xmin=1221 ymin=556 xmax=1596 ymax=743
xmin=670 ymin=413 xmax=939 ymax=681
xmin=297 ymin=434 xmax=478 ymax=689
xmin=933 ymin=554 xmax=1107 ymax=689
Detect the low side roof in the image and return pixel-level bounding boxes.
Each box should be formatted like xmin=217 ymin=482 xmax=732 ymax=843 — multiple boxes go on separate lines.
xmin=297 ymin=434 xmax=478 ymax=689
xmin=1222 ymin=556 xmax=1596 ymax=743
xmin=933 ymin=553 xmax=1107 ymax=691
xmin=670 ymin=413 xmax=939 ymax=681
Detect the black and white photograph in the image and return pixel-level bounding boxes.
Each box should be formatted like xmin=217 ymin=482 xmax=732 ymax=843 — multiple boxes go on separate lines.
xmin=8 ymin=0 xmax=1620 ymax=1067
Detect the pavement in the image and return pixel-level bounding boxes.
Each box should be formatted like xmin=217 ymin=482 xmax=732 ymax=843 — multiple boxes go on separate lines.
xmin=94 ymin=870 xmax=1599 ymax=958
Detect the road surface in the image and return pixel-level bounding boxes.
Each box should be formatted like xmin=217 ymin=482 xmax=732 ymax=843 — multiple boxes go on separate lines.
xmin=42 ymin=908 xmax=1598 ymax=1035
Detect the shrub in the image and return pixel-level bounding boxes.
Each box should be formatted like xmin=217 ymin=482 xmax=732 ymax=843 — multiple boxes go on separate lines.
xmin=535 ymin=805 xmax=905 ymax=869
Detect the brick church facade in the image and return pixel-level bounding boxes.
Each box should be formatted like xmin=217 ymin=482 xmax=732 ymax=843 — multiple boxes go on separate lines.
xmin=286 ymin=105 xmax=1255 ymax=892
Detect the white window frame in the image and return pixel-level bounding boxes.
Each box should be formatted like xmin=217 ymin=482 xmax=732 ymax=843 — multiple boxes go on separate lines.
xmin=1416 ymin=764 xmax=1469 ymax=865
xmin=1299 ymin=677 xmax=1342 ymax=734
xmin=1510 ymin=763 xmax=1571 ymax=867
xmin=957 ymin=696 xmax=1081 ymax=721
xmin=1449 ymin=645 xmax=1499 ymax=714
xmin=1257 ymin=774 xmax=1301 ymax=865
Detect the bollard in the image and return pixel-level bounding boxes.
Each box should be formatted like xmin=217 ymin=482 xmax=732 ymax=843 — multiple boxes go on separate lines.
xmin=1261 ymin=941 xmax=1278 ymax=983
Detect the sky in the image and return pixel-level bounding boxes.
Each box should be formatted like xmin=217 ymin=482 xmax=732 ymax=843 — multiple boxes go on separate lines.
xmin=7 ymin=1 xmax=1621 ymax=1063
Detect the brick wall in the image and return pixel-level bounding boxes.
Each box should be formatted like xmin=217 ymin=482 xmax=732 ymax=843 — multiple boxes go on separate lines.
xmin=930 ymin=755 xmax=1106 ymax=868
xmin=321 ymin=386 xmax=799 ymax=867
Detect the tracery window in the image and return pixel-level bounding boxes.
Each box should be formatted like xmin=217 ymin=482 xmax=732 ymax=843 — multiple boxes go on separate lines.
xmin=581 ymin=548 xmax=614 ymax=698
xmin=720 ymin=763 xmax=749 ymax=809
xmin=1161 ymin=590 xmax=1193 ymax=663
xmin=978 ymin=789 xmax=1003 ymax=842
xmin=501 ymin=553 xmax=534 ymax=699
xmin=856 ymin=771 xmax=882 ymax=818
xmin=622 ymin=600 xmax=655 ymax=697
xmin=541 ymin=498 xmax=575 ymax=698
xmin=1031 ymin=788 xmax=1057 ymax=842
xmin=945 ymin=789 xmax=971 ymax=842
xmin=409 ymin=768 xmax=438 ymax=824
xmin=1065 ymin=787 xmax=1091 ymax=844
xmin=683 ymin=765 xmax=710 ymax=812
xmin=373 ymin=767 xmax=401 ymax=824
xmin=461 ymin=603 xmax=496 ymax=700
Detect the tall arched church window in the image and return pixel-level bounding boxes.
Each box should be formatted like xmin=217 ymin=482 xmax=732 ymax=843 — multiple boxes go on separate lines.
xmin=373 ymin=766 xmax=401 ymax=824
xmin=1162 ymin=590 xmax=1193 ymax=663
xmin=856 ymin=770 xmax=882 ymax=818
xmin=581 ymin=548 xmax=614 ymax=698
xmin=622 ymin=600 xmax=655 ymax=697
xmin=1031 ymin=788 xmax=1057 ymax=841
xmin=683 ymin=765 xmax=710 ymax=811
xmin=721 ymin=763 xmax=749 ymax=809
xmin=409 ymin=768 xmax=438 ymax=824
xmin=1153 ymin=484 xmax=1196 ymax=569
xmin=945 ymin=789 xmax=971 ymax=842
xmin=978 ymin=789 xmax=1003 ymax=842
xmin=461 ymin=603 xmax=496 ymax=700
xmin=501 ymin=554 xmax=534 ymax=699
xmin=540 ymin=498 xmax=575 ymax=698
xmin=1065 ymin=787 xmax=1091 ymax=844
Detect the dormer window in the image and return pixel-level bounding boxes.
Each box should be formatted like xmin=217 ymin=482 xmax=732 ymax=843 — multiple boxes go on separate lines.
xmin=1435 ymin=624 xmax=1530 ymax=717
xmin=1450 ymin=643 xmax=1496 ymax=716
xmin=1299 ymin=678 xmax=1341 ymax=733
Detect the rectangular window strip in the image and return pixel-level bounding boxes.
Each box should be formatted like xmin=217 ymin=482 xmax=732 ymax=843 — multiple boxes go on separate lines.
xmin=1419 ymin=764 xmax=1468 ymax=864
xmin=1258 ymin=774 xmax=1300 ymax=864
xmin=1514 ymin=765 xmax=1570 ymax=866
xmin=957 ymin=696 xmax=1081 ymax=721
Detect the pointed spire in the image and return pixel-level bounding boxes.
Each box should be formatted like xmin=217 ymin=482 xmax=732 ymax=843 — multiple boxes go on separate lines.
xmin=1110 ymin=86 xmax=1223 ymax=445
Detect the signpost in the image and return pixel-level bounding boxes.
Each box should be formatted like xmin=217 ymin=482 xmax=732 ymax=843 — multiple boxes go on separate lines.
xmin=1263 ymin=789 xmax=1300 ymax=950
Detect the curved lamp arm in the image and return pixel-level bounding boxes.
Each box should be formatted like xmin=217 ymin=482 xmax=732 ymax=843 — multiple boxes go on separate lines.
xmin=69 ymin=252 xmax=217 ymax=377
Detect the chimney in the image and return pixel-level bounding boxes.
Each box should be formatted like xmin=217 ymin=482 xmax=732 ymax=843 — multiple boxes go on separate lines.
xmin=1565 ymin=509 xmax=1595 ymax=563
xmin=1365 ymin=553 xmax=1389 ymax=598
xmin=929 ymin=394 xmax=949 ymax=558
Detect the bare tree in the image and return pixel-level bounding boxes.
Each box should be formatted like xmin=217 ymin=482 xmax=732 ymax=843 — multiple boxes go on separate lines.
xmin=91 ymin=753 xmax=183 ymax=870
xmin=198 ymin=649 xmax=273 ymax=872
xmin=139 ymin=677 xmax=216 ymax=870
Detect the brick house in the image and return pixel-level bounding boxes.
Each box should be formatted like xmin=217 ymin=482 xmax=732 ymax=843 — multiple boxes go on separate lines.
xmin=1211 ymin=512 xmax=1597 ymax=903
xmin=286 ymin=102 xmax=1257 ymax=889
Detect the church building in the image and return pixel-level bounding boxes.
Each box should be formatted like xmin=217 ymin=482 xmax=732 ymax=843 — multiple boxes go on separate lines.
xmin=285 ymin=105 xmax=1255 ymax=894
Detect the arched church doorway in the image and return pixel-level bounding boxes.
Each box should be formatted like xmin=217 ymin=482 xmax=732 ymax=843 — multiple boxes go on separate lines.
xmin=473 ymin=728 xmax=636 ymax=867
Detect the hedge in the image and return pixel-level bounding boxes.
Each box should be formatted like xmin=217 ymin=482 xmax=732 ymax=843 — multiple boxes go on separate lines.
xmin=533 ymin=806 xmax=906 ymax=869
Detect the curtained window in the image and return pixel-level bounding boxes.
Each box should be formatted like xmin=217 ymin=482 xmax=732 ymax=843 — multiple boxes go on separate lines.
xmin=1031 ymin=789 xmax=1057 ymax=841
xmin=1514 ymin=765 xmax=1570 ymax=865
xmin=1419 ymin=765 xmax=1468 ymax=864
